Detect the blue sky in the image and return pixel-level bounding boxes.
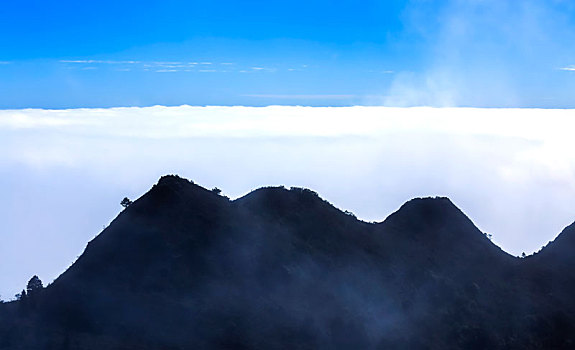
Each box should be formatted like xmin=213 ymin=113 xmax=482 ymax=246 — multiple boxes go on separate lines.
xmin=2 ymin=0 xmax=575 ymax=108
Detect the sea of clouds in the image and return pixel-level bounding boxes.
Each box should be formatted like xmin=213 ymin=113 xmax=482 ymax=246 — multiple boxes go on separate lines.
xmin=1 ymin=105 xmax=575 ymax=298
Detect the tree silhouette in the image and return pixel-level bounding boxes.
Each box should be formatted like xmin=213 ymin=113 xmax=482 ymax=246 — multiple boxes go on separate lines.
xmin=211 ymin=187 xmax=222 ymax=195
xmin=121 ymin=197 xmax=133 ymax=208
xmin=26 ymin=275 xmax=43 ymax=297
xmin=15 ymin=289 xmax=26 ymax=301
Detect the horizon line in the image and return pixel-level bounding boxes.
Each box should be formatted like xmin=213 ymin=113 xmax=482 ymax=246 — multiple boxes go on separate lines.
xmin=3 ymin=104 xmax=575 ymax=112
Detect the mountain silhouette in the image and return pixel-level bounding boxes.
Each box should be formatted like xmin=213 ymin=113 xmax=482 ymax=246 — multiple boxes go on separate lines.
xmin=1 ymin=175 xmax=574 ymax=349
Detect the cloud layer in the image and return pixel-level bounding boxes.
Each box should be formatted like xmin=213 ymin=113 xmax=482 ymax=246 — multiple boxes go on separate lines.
xmin=1 ymin=106 xmax=575 ymax=299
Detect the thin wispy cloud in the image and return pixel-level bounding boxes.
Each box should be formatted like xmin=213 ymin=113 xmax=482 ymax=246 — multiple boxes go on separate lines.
xmin=250 ymin=67 xmax=278 ymax=73
xmin=57 ymin=59 xmax=290 ymax=74
xmin=287 ymin=65 xmax=310 ymax=72
xmin=559 ymin=66 xmax=575 ymax=71
xmin=60 ymin=60 xmax=141 ymax=64
xmin=382 ymin=0 xmax=575 ymax=107
xmin=153 ymin=61 xmax=185 ymax=65
xmin=244 ymin=94 xmax=357 ymax=100
xmin=366 ymin=70 xmax=394 ymax=74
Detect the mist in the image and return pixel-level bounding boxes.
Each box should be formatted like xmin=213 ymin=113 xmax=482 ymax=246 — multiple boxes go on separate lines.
xmin=381 ymin=0 xmax=575 ymax=107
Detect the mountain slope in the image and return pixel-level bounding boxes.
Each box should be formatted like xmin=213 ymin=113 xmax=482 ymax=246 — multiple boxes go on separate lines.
xmin=1 ymin=175 xmax=574 ymax=349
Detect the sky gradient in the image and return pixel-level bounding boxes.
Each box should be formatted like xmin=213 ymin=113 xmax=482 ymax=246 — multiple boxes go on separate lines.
xmin=1 ymin=0 xmax=575 ymax=108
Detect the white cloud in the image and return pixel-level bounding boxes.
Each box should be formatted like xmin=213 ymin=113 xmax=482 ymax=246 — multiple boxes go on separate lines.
xmin=560 ymin=66 xmax=575 ymax=71
xmin=1 ymin=105 xmax=574 ymax=140
xmin=60 ymin=60 xmax=141 ymax=64
xmin=366 ymin=70 xmax=394 ymax=74
xmin=151 ymin=61 xmax=183 ymax=65
xmin=0 ymin=111 xmax=90 ymax=129
xmin=60 ymin=60 xmax=94 ymax=63
xmin=244 ymin=94 xmax=357 ymax=100
xmin=56 ymin=59 xmax=285 ymax=74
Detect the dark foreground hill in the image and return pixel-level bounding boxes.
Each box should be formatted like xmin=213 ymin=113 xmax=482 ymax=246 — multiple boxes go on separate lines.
xmin=1 ymin=175 xmax=575 ymax=349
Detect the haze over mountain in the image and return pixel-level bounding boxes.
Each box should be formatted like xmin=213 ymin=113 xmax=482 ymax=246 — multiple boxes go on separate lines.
xmin=1 ymin=175 xmax=574 ymax=349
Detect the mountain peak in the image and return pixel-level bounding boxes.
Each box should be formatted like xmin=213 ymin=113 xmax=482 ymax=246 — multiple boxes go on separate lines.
xmin=151 ymin=175 xmax=225 ymax=205
xmin=400 ymin=196 xmax=456 ymax=210
xmin=157 ymin=174 xmax=196 ymax=188
xmin=383 ymin=196 xmax=468 ymax=229
xmin=235 ymin=185 xmax=351 ymax=223
xmin=379 ymin=196 xmax=508 ymax=258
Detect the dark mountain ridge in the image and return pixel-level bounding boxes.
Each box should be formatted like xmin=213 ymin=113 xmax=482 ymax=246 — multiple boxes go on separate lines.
xmin=1 ymin=175 xmax=574 ymax=349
